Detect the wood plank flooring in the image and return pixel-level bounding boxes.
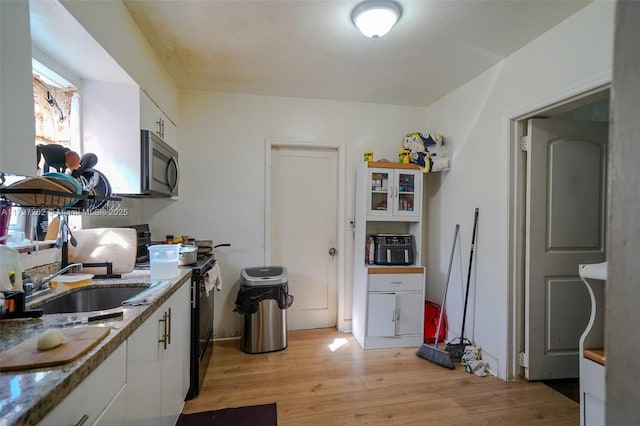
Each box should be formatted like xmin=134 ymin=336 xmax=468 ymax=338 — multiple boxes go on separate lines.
xmin=183 ymin=328 xmax=578 ymax=425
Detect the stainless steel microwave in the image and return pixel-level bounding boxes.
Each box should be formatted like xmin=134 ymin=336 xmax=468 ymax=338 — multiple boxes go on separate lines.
xmin=141 ymin=129 xmax=179 ymax=197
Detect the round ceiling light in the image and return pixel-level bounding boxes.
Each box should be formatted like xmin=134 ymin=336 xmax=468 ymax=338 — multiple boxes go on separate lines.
xmin=352 ymin=0 xmax=402 ymax=38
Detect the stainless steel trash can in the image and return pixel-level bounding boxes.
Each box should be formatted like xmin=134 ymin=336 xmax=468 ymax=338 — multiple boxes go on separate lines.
xmin=237 ymin=266 xmax=293 ymax=354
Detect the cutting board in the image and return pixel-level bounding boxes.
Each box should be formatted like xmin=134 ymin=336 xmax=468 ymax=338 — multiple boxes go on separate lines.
xmin=0 ymin=327 xmax=110 ymax=372
xmin=68 ymin=228 xmax=137 ymax=274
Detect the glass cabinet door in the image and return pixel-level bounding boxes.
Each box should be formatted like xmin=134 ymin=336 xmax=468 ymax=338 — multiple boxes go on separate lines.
xmin=394 ymin=171 xmax=419 ymax=216
xmin=366 ymin=168 xmax=421 ymax=218
xmin=367 ymin=169 xmax=391 ymax=216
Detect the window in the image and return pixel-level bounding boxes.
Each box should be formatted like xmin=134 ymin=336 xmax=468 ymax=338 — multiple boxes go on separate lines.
xmin=32 ymin=59 xmax=80 ymax=160
xmin=4 ymin=61 xmax=82 ymax=246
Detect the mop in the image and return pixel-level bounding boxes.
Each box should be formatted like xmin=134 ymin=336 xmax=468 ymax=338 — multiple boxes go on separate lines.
xmin=416 ymin=224 xmax=459 ymax=369
xmin=446 ymin=208 xmax=479 ymax=362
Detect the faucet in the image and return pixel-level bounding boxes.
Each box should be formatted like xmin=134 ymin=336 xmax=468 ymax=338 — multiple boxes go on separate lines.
xmin=32 ymin=263 xmax=84 ymax=293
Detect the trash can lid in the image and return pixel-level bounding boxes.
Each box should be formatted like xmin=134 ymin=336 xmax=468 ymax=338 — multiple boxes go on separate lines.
xmin=241 ymin=266 xmax=288 ymax=286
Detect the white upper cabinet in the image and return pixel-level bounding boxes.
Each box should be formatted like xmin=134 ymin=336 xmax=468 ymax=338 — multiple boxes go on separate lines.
xmin=0 ymin=0 xmax=36 ymax=176
xmin=366 ymin=166 xmax=422 ymax=220
xmin=140 ymin=90 xmax=177 ymax=150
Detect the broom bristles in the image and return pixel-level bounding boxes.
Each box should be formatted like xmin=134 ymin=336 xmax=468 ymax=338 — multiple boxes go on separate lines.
xmin=416 ymin=343 xmax=454 ymax=369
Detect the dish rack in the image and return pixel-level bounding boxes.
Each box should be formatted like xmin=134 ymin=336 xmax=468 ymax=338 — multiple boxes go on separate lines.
xmin=0 ymin=188 xmax=120 ymax=211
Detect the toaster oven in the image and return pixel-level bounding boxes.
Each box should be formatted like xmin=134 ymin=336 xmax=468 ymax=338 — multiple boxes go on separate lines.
xmin=373 ymin=234 xmax=414 ymax=265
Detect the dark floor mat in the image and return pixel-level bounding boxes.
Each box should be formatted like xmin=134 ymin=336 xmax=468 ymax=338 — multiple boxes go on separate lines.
xmin=542 ymin=378 xmax=579 ymax=403
xmin=176 ymin=403 xmax=277 ymax=426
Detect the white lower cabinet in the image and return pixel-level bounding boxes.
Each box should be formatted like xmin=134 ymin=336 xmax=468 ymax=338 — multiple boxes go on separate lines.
xmin=367 ymin=291 xmax=423 ymax=337
xmin=125 ymin=283 xmax=190 ymax=426
xmin=40 ymin=283 xmax=189 ymax=425
xmin=357 ymin=271 xmax=425 ymax=349
xmin=40 ymin=343 xmax=127 ymax=426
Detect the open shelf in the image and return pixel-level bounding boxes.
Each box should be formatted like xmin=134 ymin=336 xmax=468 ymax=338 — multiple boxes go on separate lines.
xmin=583 ymin=348 xmax=606 ymax=366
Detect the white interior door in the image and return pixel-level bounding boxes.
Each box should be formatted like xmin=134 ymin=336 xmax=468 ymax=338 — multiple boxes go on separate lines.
xmin=270 ymin=146 xmax=337 ymax=330
xmin=525 ymin=118 xmax=607 ymax=380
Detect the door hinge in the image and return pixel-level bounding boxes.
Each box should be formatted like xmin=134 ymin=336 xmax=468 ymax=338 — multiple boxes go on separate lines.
xmin=517 ymin=352 xmax=529 ymax=368
xmin=520 ymin=136 xmax=530 ymax=152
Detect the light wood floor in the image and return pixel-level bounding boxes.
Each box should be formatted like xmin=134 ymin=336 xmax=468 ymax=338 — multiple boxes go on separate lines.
xmin=183 ymin=328 xmax=578 ymax=425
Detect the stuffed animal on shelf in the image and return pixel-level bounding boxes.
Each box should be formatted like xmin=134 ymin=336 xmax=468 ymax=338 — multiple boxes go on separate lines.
xmin=402 ymin=132 xmax=450 ymax=173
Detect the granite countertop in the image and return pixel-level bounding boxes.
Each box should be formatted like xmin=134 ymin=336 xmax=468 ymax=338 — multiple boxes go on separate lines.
xmin=0 ymin=268 xmax=192 ymax=426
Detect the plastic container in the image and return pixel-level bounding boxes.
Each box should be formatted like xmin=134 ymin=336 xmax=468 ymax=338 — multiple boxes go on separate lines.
xmin=148 ymin=244 xmax=180 ymax=280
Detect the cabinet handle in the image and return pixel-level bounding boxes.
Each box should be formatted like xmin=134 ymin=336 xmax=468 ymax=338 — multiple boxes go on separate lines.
xmin=390 ymin=281 xmax=403 ymax=286
xmin=167 ymin=307 xmax=172 ymax=345
xmin=158 ymin=311 xmax=168 ymax=350
xmin=75 ymin=414 xmax=89 ymax=426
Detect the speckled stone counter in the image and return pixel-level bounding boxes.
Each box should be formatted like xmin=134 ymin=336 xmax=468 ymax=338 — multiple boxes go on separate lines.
xmin=0 ymin=268 xmax=192 ymax=426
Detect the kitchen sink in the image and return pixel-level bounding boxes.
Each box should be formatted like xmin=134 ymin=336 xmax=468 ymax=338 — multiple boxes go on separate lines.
xmin=34 ymin=285 xmax=149 ymax=314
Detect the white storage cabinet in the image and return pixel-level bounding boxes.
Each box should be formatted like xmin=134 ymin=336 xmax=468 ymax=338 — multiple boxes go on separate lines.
xmin=352 ymin=162 xmax=426 ymax=350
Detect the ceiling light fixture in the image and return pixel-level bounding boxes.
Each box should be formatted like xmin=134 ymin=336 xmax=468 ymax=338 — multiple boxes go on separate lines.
xmin=352 ymin=0 xmax=402 ymax=39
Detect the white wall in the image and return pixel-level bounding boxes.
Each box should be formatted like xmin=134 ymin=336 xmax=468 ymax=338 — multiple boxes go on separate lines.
xmin=61 ymin=0 xmax=179 ymax=123
xmin=607 ymin=1 xmax=640 ymax=423
xmin=422 ymin=1 xmax=614 ymax=379
xmin=145 ymin=91 xmax=425 ymax=338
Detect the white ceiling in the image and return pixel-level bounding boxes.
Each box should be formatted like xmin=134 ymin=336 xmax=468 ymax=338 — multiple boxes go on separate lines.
xmin=122 ymin=0 xmax=591 ymax=107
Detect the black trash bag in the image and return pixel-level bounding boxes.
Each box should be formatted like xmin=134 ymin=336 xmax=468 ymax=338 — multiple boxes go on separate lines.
xmin=234 ymin=284 xmax=294 ymax=315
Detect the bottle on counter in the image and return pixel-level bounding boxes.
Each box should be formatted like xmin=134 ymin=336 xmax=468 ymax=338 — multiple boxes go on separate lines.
xmin=366 ymin=236 xmax=375 ymax=265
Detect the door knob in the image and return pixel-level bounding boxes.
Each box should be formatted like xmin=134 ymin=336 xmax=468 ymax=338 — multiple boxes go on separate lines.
xmin=329 ymin=247 xmax=336 ymax=256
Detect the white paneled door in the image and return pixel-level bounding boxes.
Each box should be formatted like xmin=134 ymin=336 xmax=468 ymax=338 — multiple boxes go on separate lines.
xmin=270 ymin=145 xmax=338 ymax=330
xmin=525 ymin=118 xmax=607 ymax=380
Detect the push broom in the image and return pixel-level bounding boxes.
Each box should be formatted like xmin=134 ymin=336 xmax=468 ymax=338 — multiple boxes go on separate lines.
xmin=416 ymin=224 xmax=459 ymax=369
xmin=446 ymin=208 xmax=479 ymax=362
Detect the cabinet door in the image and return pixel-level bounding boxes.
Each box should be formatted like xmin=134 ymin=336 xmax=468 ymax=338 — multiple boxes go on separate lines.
xmin=366 ymin=168 xmax=393 ymax=216
xmin=140 ymin=90 xmax=158 ymax=136
xmin=140 ymin=91 xmax=177 ymax=150
xmin=392 ymin=170 xmax=421 ymax=217
xmin=395 ymin=291 xmax=423 ymax=336
xmin=162 ymin=117 xmax=178 ymax=151
xmin=126 ymin=306 xmax=163 ymax=425
xmin=40 ymin=343 xmax=127 ymax=426
xmin=160 ymin=284 xmax=190 ymax=426
xmin=367 ymin=293 xmax=396 ymax=337
xmin=126 ymin=284 xmax=189 ymax=425
xmin=95 ymin=384 xmax=127 ymax=426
